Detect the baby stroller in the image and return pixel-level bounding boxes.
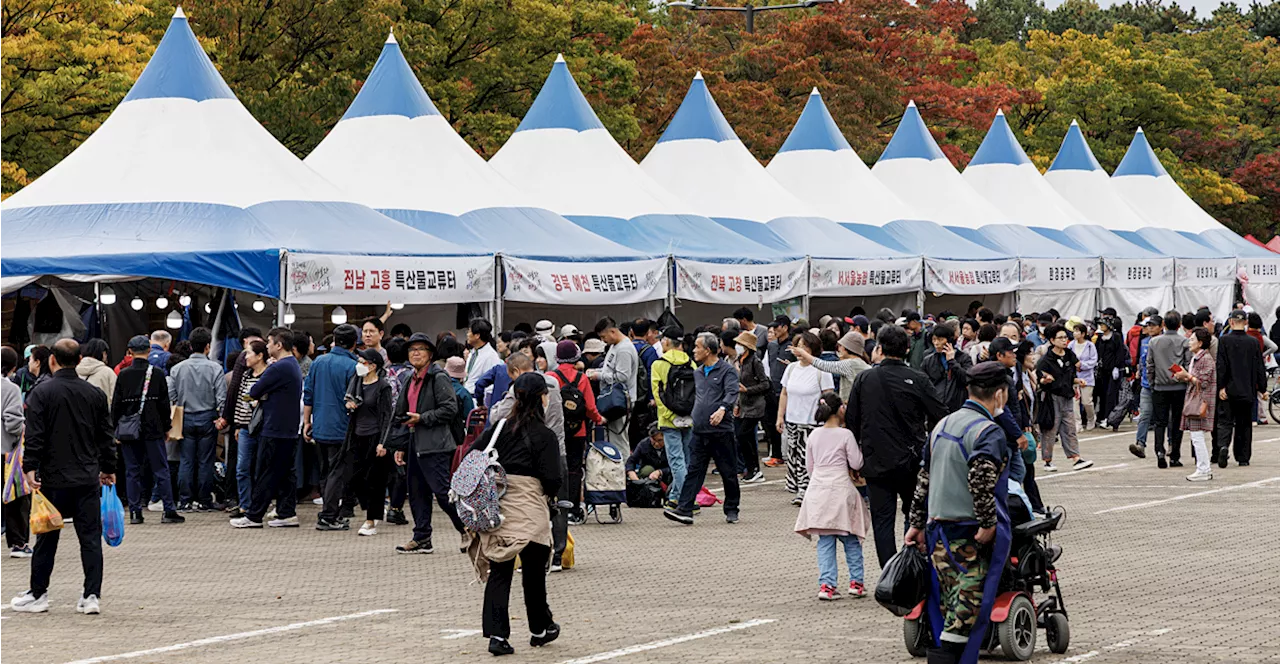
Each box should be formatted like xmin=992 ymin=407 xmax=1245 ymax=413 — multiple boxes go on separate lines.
xmin=583 ymin=423 xmax=626 ymax=524
xmin=903 ymin=508 xmax=1070 ymax=661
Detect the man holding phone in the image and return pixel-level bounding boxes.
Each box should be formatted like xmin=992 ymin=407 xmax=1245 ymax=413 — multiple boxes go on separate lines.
xmin=922 ymin=323 xmax=973 ymax=413
xmin=1146 ymin=312 xmax=1191 ymax=469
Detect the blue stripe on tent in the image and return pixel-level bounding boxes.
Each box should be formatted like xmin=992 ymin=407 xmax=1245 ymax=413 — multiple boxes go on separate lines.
xmin=2 ymin=249 xmax=281 ymax=297
xmin=515 ymin=59 xmax=605 ymax=133
xmin=714 ymin=218 xmax=794 ymax=252
xmin=876 ymin=220 xmax=1012 ymax=261
xmin=655 ymin=75 xmax=737 ymax=144
xmin=949 ymin=224 xmax=1097 ymax=259
xmin=382 ymin=207 xmax=649 ymax=262
xmin=1055 ymin=224 xmax=1165 ymax=258
xmin=123 ymin=15 xmax=235 ymax=103
xmin=341 ymin=39 xmax=441 ymax=121
xmin=777 ymin=90 xmax=852 ymax=154
xmin=1186 ymin=229 xmax=1278 ymax=258
xmin=878 ymin=103 xmax=947 ymax=162
xmin=1113 ymin=129 xmax=1168 ymax=178
xmin=1117 ymin=228 xmax=1231 ymax=259
xmin=764 ymin=217 xmax=917 ymax=260
xmin=1029 ymin=227 xmax=1091 ymax=253
xmin=968 ymin=111 xmax=1032 ymax=167
xmin=1047 ymin=122 xmax=1103 ymax=172
xmin=567 ymin=214 xmax=793 ymax=264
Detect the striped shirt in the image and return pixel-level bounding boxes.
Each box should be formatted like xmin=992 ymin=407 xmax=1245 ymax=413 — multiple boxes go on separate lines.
xmin=234 ymin=370 xmax=262 ymax=428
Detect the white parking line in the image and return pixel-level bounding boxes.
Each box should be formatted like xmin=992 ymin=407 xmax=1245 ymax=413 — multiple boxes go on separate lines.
xmin=1035 ymin=463 xmax=1130 ymax=481
xmin=1047 ymin=628 xmax=1172 ymax=663
xmin=440 ymin=628 xmax=483 ymax=640
xmin=62 ymin=609 xmax=398 ymax=664
xmin=556 ymin=619 xmax=775 ymax=664
xmin=1094 ymin=477 xmax=1280 ymax=515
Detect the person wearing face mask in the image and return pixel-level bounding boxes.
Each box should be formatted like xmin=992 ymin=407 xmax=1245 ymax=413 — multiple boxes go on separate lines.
xmin=732 ymin=330 xmax=769 ymax=484
xmin=1092 ymin=318 xmax=1127 ymax=429
xmin=316 ymin=349 xmax=394 ymax=533
xmin=904 ymin=362 xmax=1014 ymax=664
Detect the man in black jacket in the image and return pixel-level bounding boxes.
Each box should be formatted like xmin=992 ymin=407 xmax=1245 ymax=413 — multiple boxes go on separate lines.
xmin=12 ymin=339 xmax=117 ymax=615
xmin=1216 ymin=310 xmax=1268 ymax=466
xmin=390 ymin=333 xmax=463 ymax=555
xmin=845 ymin=325 xmax=948 ymax=567
xmin=112 ymin=336 xmax=183 ymax=524
xmin=920 ymin=323 xmax=973 ymax=412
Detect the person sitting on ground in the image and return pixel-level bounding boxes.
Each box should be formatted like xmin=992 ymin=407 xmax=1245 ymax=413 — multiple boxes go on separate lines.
xmin=626 ymin=422 xmax=671 ymax=486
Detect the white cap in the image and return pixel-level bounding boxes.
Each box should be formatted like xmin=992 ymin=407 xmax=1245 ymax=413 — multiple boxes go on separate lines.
xmin=560 ymin=324 xmax=580 ymax=338
xmin=535 ymin=319 xmax=555 ymax=335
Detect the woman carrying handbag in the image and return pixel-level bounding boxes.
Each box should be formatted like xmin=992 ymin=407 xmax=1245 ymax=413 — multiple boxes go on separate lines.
xmin=1177 ymin=328 xmax=1216 ymax=482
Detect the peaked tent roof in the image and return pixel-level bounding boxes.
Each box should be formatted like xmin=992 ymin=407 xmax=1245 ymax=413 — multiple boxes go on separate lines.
xmin=766 ymin=90 xmax=1010 ymax=263
xmin=964 ymin=112 xmax=1163 ymax=261
xmin=640 ymin=77 xmax=915 ymax=267
xmin=489 ymin=58 xmax=790 ymax=263
xmin=305 ymin=36 xmax=642 ymax=262
xmin=2 ymin=9 xmax=480 ymax=297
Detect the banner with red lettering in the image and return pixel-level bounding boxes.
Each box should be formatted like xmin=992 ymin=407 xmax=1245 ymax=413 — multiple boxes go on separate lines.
xmin=924 ymin=258 xmax=1020 ymax=294
xmin=502 ymin=257 xmax=668 ymax=305
xmin=1017 ymin=257 xmax=1102 ymax=290
xmin=808 ymin=257 xmax=922 ymax=297
xmin=675 ymin=259 xmax=808 ymax=304
xmin=285 ymin=253 xmax=495 ymax=304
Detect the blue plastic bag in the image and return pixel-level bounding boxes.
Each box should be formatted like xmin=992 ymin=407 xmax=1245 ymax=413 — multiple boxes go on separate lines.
xmin=101 ymin=485 xmax=125 ymax=547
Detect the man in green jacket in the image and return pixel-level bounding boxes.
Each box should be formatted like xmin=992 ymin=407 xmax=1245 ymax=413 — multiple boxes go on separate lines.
xmin=651 ymin=327 xmax=694 ymax=508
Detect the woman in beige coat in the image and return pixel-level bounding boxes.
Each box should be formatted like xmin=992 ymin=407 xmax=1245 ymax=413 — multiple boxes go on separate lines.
xmin=76 ymin=338 xmax=117 ymax=406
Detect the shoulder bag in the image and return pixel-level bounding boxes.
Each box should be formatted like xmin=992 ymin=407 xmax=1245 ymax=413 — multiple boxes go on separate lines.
xmin=114 ymin=365 xmax=153 ymax=442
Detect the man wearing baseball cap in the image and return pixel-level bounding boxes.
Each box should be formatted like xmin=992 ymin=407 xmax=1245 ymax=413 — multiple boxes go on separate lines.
xmin=1128 ymin=316 xmax=1164 ymax=459
xmin=1216 ymin=309 xmax=1268 ymax=466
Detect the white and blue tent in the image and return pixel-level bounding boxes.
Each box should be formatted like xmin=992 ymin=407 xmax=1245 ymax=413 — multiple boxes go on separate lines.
xmin=1 ymin=9 xmax=483 ymax=302
xmin=305 ymin=35 xmax=658 ymax=320
xmin=963 ymin=113 xmax=1174 ymax=323
xmin=1109 ymin=129 xmax=1276 ymax=318
xmin=491 ymin=57 xmax=801 ymax=310
xmin=640 ymin=76 xmax=922 ymax=310
xmin=767 ymin=89 xmax=1019 ymax=311
xmin=871 ymin=102 xmax=1102 ymax=318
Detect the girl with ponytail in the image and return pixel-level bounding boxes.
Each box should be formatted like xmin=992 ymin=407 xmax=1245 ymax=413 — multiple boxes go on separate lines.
xmin=794 ymin=392 xmax=869 ymax=601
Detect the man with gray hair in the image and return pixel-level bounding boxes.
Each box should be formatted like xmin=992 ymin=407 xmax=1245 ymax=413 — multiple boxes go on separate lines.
xmin=147 ymin=330 xmax=172 ymax=372
xmin=664 ymin=332 xmax=741 ymax=525
xmin=721 ymin=318 xmax=741 ymax=334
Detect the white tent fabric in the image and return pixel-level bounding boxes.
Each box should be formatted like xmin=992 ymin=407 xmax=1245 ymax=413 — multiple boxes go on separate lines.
xmin=1 ymin=8 xmax=488 ymax=304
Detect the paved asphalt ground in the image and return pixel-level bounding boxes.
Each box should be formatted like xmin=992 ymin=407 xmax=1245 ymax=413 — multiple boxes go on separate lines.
xmin=3 ymin=423 xmax=1279 ymax=664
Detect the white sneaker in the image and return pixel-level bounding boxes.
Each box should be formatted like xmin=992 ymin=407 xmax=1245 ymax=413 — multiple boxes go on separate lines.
xmin=1186 ymin=471 xmax=1212 ymax=482
xmin=312 ymin=497 xmax=323 ymax=505
xmin=267 ymin=516 xmax=300 ymax=528
xmin=358 ymin=521 xmax=378 ymax=536
xmin=265 ymin=509 xmax=278 ymax=521
xmin=230 ymin=516 xmax=263 ymax=528
xmin=146 ymin=500 xmax=163 ymax=512
xmin=76 ymin=595 xmax=100 ymax=615
xmin=743 ymin=470 xmax=766 ymax=483
xmin=1043 ymin=462 xmax=1059 ymax=473
xmin=1071 ymin=459 xmax=1094 ymax=471
xmin=11 ymin=591 xmax=48 ymax=613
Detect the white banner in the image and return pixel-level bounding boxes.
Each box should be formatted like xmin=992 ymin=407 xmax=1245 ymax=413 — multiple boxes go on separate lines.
xmin=924 ymin=258 xmax=1019 ymax=295
xmin=1018 ymin=257 xmax=1102 ymax=290
xmin=1239 ymin=257 xmax=1280 ymax=284
xmin=285 ymin=253 xmax=495 ymax=304
xmin=675 ymin=259 xmax=807 ymax=305
xmin=502 ymin=257 xmax=668 ymax=305
xmin=1102 ymin=257 xmax=1174 ymax=288
xmin=808 ymin=258 xmax=922 ymax=297
xmin=1174 ymin=257 xmax=1237 ymax=286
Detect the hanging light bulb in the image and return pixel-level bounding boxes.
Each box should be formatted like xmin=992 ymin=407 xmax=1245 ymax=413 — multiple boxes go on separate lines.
xmin=390 ymin=302 xmax=404 ymax=310
xmin=155 ymin=296 xmax=169 ymax=309
xmin=252 ymin=298 xmax=266 ymax=312
xmin=331 ymin=306 xmax=348 ymax=325
xmin=178 ymin=293 xmax=191 ymax=307
xmin=284 ymin=304 xmax=297 ymax=326
xmin=130 ymin=297 xmax=144 ymax=311
xmin=204 ymin=302 xmax=212 ymax=314
xmin=99 ymin=286 xmax=117 ymax=305
xmin=165 ymin=310 xmax=183 ymax=330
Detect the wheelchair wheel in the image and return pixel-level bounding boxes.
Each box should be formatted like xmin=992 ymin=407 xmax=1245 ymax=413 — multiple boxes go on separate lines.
xmin=903 ymin=617 xmax=929 ymax=658
xmin=1045 ymin=612 xmax=1070 ymax=654
xmin=1269 ymin=389 xmax=1280 ymax=424
xmin=997 ymin=595 xmax=1037 ymax=661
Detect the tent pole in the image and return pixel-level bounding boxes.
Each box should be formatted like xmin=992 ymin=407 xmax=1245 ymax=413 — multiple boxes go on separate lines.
xmin=666 ymin=256 xmax=676 ymax=314
xmin=802 ymin=256 xmax=812 ymax=321
xmin=277 ymin=252 xmax=287 ymax=327
xmin=494 ymin=255 xmax=504 ymax=331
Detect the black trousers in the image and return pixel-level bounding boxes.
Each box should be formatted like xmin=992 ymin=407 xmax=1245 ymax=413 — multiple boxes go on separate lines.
xmin=1151 ymin=388 xmax=1186 ymax=461
xmin=387 ymin=465 xmax=407 ymax=510
xmin=408 ymin=451 xmax=465 ymax=542
xmin=866 ymin=464 xmax=918 ymax=568
xmin=4 ymin=493 xmax=31 ymax=547
xmin=735 ymin=416 xmax=761 ymax=477
xmin=31 ymin=484 xmax=102 ymax=598
xmin=247 ymin=436 xmax=297 ymax=523
xmin=483 ymin=541 xmax=554 ymax=640
xmin=561 ymin=434 xmax=586 ymax=506
xmin=1094 ymin=372 xmax=1119 ymax=425
xmin=764 ymin=388 xmax=782 ymax=458
xmin=676 ymin=430 xmax=740 ymax=515
xmin=1216 ymin=398 xmax=1255 ymax=464
xmin=320 ymin=443 xmax=359 ymax=511
xmin=1022 ymin=454 xmax=1044 ymax=512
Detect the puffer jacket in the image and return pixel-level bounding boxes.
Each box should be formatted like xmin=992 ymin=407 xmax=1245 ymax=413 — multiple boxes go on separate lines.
xmin=735 ymin=349 xmax=770 ymax=419
xmin=77 ymin=357 xmax=118 ymax=406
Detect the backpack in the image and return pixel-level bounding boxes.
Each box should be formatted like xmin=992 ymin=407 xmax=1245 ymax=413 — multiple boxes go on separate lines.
xmin=635 ymin=344 xmax=653 ymax=403
xmin=659 ymin=358 xmax=697 ymax=417
xmin=449 ymin=418 xmax=509 ymax=533
xmin=553 ymin=369 xmax=589 ymax=432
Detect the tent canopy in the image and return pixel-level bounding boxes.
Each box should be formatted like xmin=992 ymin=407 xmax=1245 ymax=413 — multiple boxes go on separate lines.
xmin=305 ymin=35 xmax=643 ymax=262
xmin=1 ymin=9 xmax=478 ymax=298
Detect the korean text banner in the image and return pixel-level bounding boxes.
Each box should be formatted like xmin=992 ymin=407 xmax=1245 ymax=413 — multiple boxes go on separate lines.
xmin=285 ymin=253 xmax=495 ymax=304
xmin=924 ymin=258 xmax=1020 ymax=295
xmin=675 ymin=259 xmax=808 ymax=305
xmin=503 ymin=257 xmax=669 ymax=305
xmin=1017 ymin=257 xmax=1102 ymax=290
xmin=808 ymin=257 xmax=922 ymax=297
xmin=1103 ymin=258 xmax=1174 ymax=289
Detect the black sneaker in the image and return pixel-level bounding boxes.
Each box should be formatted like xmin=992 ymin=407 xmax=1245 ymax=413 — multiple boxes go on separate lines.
xmin=1157 ymin=455 xmax=1168 ymax=469
xmin=608 ymin=504 xmax=621 ymax=522
xmin=1129 ymin=443 xmax=1147 ymax=459
xmin=1217 ymin=449 xmax=1229 ymax=468
xmin=663 ymin=507 xmax=694 ymax=525
xmin=566 ymin=508 xmax=585 ymax=526
xmin=1238 ymin=461 xmax=1250 ymax=466
xmin=385 ymin=508 xmax=408 ymax=525
xmin=489 ymin=637 xmax=515 ymax=656
xmin=130 ymin=511 xmax=144 ymax=525
xmin=396 ymin=538 xmax=433 ymax=554
xmin=530 ymin=622 xmax=561 ymax=647
xmin=228 ymin=507 xmax=246 ymax=519
xmin=339 ymin=505 xmax=355 ymax=519
xmin=1169 ymin=459 xmax=1183 ymax=467
xmin=725 ymin=511 xmax=740 ymax=524
xmin=176 ymin=502 xmax=195 ymax=513
xmin=162 ymin=511 xmax=186 ymax=524
xmin=315 ymin=518 xmax=349 ymax=531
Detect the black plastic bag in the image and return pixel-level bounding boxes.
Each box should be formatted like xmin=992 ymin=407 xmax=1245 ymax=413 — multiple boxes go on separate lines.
xmin=875 ymin=544 xmax=930 ymax=616
xmin=626 ymin=479 xmax=664 ymax=508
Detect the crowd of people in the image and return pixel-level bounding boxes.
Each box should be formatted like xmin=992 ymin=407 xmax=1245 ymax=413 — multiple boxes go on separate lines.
xmin=2 ymin=299 xmax=1274 ymax=657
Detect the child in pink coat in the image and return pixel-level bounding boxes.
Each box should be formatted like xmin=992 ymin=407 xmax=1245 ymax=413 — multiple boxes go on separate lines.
xmin=794 ymin=392 xmax=869 ymax=600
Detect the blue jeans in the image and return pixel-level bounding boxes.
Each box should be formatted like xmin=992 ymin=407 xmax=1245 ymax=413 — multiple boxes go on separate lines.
xmin=662 ymin=427 xmax=692 ymax=502
xmin=123 ymin=439 xmax=175 ymax=512
xmin=178 ymin=410 xmax=218 ymax=504
xmin=1135 ymin=387 xmax=1152 ymax=447
xmin=236 ymin=428 xmax=259 ymax=509
xmin=817 ymin=534 xmax=864 ymax=586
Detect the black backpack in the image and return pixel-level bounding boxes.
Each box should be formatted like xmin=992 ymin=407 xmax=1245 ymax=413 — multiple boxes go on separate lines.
xmin=659 ymin=358 xmax=697 ymax=417
xmin=553 ymin=369 xmax=589 ymax=431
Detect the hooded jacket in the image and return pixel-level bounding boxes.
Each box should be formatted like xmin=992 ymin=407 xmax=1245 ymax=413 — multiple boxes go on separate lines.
xmin=651 ymin=347 xmax=693 ymax=429
xmin=76 ymin=356 xmax=117 ymax=406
